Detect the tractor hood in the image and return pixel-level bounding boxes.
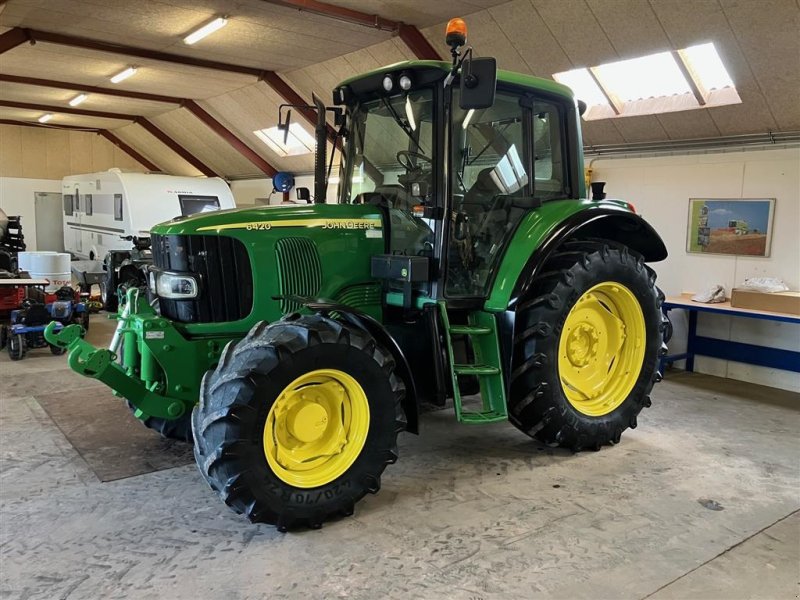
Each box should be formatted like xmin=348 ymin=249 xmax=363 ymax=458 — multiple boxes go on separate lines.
xmin=149 ymin=203 xmax=385 ymax=237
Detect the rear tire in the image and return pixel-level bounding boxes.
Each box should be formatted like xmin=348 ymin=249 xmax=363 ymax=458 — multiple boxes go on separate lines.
xmin=192 ymin=314 xmax=405 ymax=530
xmin=509 ymin=240 xmax=665 ymax=451
xmin=49 ymin=343 xmax=66 ymax=356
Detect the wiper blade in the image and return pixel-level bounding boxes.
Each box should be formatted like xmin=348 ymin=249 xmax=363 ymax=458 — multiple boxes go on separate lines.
xmin=382 ymin=97 xmax=422 ymax=154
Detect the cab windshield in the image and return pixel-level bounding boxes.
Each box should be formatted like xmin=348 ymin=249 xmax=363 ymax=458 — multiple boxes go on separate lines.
xmin=340 ymin=89 xmax=434 ymax=211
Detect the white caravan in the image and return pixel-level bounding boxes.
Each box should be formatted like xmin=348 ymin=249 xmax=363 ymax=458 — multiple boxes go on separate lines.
xmin=62 ymin=169 xmax=235 ymax=260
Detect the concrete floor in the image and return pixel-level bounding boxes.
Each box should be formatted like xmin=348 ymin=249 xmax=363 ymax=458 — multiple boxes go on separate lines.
xmin=1 ymin=313 xmax=798 ymax=600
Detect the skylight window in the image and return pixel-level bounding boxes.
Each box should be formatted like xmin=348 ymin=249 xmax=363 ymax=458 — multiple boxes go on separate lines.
xmin=254 ymin=123 xmax=315 ymax=157
xmin=681 ymin=43 xmax=734 ymax=90
xmin=593 ymin=51 xmax=691 ymax=102
xmin=552 ymin=68 xmax=609 ymax=109
xmin=553 ymin=42 xmax=740 ymax=121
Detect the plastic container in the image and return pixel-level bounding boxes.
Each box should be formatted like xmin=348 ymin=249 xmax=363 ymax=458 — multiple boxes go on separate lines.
xmin=17 ymin=251 xmax=55 ymax=273
xmin=28 ymin=252 xmax=72 ymax=292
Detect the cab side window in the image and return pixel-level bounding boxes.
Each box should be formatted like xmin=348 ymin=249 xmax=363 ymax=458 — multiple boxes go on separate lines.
xmin=532 ymin=100 xmax=567 ymax=201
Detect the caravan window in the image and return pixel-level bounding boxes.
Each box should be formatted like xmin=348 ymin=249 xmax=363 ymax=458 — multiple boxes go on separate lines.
xmin=63 ymin=194 xmax=74 ymax=216
xmin=179 ymin=195 xmax=221 ymax=216
xmin=85 ymin=193 xmax=93 ymax=216
xmin=114 ymin=194 xmax=123 ymax=221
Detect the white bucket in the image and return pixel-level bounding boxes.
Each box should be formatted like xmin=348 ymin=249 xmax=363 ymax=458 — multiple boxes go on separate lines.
xmin=29 ymin=252 xmax=70 ymax=274
xmin=28 ymin=252 xmax=72 ymax=292
xmin=18 ymin=251 xmax=56 ymax=272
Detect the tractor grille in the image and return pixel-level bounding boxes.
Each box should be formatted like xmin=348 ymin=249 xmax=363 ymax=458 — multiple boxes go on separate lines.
xmin=151 ymin=233 xmax=253 ymax=323
xmin=275 ymin=238 xmax=322 ymax=314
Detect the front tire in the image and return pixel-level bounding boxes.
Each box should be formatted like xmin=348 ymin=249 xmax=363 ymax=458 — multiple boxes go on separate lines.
xmin=8 ymin=334 xmax=25 ymax=361
xmin=192 ymin=314 xmax=405 ymax=530
xmin=509 ymin=240 xmax=665 ymax=451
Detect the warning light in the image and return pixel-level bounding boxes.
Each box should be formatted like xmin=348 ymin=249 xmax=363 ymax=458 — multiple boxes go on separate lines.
xmin=445 ymin=18 xmax=467 ymax=48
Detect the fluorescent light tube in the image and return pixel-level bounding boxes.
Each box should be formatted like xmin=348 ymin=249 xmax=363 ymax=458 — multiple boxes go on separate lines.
xmin=184 ymin=17 xmax=228 ymax=45
xmin=69 ymin=94 xmax=88 ymax=107
xmin=38 ymin=113 xmax=53 ymax=123
xmin=110 ymin=67 xmax=137 ymax=84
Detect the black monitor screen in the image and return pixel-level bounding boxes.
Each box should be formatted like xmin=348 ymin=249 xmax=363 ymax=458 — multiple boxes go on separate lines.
xmin=179 ymin=195 xmax=221 ymax=216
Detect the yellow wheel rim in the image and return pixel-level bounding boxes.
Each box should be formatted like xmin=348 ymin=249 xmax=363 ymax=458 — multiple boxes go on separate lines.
xmin=558 ymin=282 xmax=646 ymax=417
xmin=263 ymin=369 xmax=370 ymax=489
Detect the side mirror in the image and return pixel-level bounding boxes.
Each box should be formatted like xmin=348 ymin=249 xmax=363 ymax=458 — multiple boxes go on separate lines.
xmin=296 ymin=187 xmax=311 ymax=203
xmin=459 ymin=57 xmax=497 ymax=110
xmin=278 ymin=109 xmax=292 ymax=145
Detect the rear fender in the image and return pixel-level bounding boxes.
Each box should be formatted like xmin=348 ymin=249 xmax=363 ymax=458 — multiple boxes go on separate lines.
xmin=291 ymin=297 xmax=419 ymax=435
xmin=485 ymin=204 xmax=667 ymax=311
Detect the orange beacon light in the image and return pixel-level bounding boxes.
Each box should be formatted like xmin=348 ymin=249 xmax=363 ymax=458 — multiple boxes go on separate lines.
xmin=445 ymin=18 xmax=467 ymax=48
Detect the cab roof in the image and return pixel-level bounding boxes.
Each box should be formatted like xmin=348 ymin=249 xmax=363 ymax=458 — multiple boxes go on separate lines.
xmin=337 ymin=60 xmax=576 ymax=103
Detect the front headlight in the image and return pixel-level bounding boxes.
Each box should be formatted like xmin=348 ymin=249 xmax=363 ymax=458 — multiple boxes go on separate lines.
xmin=156 ymin=272 xmax=198 ymax=299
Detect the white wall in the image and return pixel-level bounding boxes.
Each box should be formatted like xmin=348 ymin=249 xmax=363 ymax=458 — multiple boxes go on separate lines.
xmin=0 ymin=177 xmax=62 ymax=251
xmin=591 ymin=147 xmax=800 ymax=391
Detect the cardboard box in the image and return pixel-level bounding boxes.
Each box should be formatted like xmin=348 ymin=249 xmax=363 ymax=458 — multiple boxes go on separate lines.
xmin=730 ymin=288 xmax=800 ymax=315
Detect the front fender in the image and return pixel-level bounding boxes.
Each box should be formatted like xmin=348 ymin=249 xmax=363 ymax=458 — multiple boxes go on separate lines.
xmin=289 ymin=297 xmax=419 ymax=435
xmin=485 ymin=201 xmax=667 ymax=311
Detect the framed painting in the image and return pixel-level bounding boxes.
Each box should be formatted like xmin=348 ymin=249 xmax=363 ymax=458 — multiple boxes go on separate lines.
xmin=687 ymin=198 xmax=775 ymax=257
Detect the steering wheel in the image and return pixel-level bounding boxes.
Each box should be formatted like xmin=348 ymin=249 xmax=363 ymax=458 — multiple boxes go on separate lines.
xmin=396 ymin=150 xmax=432 ymax=171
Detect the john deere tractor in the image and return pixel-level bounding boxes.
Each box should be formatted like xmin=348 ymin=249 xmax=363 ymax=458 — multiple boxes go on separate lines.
xmin=47 ymin=18 xmax=668 ymax=530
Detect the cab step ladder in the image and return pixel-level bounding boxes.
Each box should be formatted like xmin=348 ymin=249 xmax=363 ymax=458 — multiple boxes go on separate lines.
xmin=438 ymin=301 xmax=507 ymax=424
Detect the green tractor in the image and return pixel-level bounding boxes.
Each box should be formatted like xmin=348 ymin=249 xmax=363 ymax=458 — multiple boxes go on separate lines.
xmin=47 ymin=19 xmax=669 ymax=530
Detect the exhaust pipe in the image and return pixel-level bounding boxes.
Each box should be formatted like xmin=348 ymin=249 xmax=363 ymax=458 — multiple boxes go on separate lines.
xmin=312 ymin=94 xmax=327 ymax=204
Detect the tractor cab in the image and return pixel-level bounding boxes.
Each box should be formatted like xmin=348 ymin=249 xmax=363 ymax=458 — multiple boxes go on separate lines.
xmin=333 ymin=51 xmax=582 ymax=305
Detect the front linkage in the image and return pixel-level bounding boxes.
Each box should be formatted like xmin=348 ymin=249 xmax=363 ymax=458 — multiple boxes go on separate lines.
xmin=45 ymin=288 xmax=228 ymax=422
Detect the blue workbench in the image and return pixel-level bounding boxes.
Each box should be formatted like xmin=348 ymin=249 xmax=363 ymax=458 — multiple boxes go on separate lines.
xmin=660 ymin=294 xmax=800 ymax=374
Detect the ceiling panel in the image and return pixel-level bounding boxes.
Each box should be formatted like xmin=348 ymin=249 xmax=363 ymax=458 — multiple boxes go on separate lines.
xmin=612 ymin=115 xmax=670 ymax=143
xmin=720 ymin=0 xmax=800 ymax=131
xmin=584 ymin=0 xmax=670 ymax=59
xmin=113 ymin=123 xmax=203 ymax=177
xmin=529 ymin=0 xmax=618 ymax=67
xmin=654 ymin=110 xmax=722 ymax=140
xmin=316 ymin=0 xmax=510 ymax=28
xmin=581 ymin=119 xmax=626 ymax=147
xmin=487 ymin=0 xmax=572 ymax=76
xmin=150 ymin=108 xmax=264 ymax=178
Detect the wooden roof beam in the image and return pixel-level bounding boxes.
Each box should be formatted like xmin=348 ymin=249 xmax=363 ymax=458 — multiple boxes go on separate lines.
xmin=183 ymin=100 xmax=277 ymax=177
xmin=16 ymin=28 xmax=265 ymax=77
xmin=0 ymin=28 xmax=30 ymax=54
xmin=135 ymin=118 xmax=218 ymax=176
xmin=0 ymin=99 xmax=138 ymax=120
xmin=0 ymin=74 xmax=182 ymax=104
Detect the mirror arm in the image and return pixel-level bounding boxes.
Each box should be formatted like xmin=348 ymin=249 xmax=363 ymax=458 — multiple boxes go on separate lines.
xmin=444 ymin=45 xmax=472 ymax=89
